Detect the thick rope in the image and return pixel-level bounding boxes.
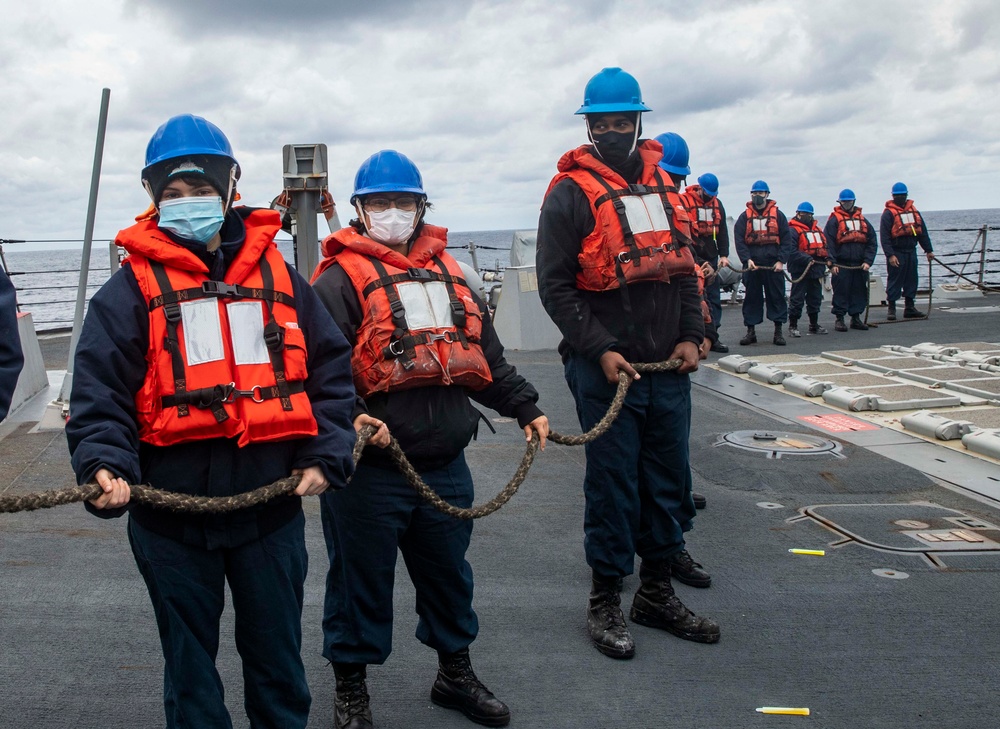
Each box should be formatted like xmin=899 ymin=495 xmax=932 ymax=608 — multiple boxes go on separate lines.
xmin=0 ymin=359 xmax=682 ymax=519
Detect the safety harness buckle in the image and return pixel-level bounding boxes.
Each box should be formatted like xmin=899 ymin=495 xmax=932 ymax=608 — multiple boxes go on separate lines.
xmin=202 ymin=281 xmax=241 ymax=298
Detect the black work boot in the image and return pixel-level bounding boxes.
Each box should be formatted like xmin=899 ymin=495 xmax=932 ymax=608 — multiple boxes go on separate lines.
xmin=739 ymin=325 xmax=757 ymax=346
xmin=710 ymin=340 xmax=730 ymax=353
xmin=692 ymin=491 xmax=707 ymax=509
xmin=903 ymin=298 xmax=925 ymax=318
xmin=850 ymin=315 xmax=869 ymax=330
xmin=667 ymin=549 xmax=712 ymax=588
xmin=773 ymin=322 xmax=786 ymax=346
xmin=333 ymin=664 xmax=373 ymax=729
xmin=886 ymin=302 xmax=897 ymax=320
xmin=788 ymin=317 xmax=801 ymax=338
xmin=586 ymin=576 xmax=635 ymax=659
xmin=834 ymin=316 xmax=848 ymax=332
xmin=630 ymin=560 xmax=720 ymax=643
xmin=431 ymin=648 xmax=511 ymax=727
xmin=807 ymin=313 xmax=827 ymax=335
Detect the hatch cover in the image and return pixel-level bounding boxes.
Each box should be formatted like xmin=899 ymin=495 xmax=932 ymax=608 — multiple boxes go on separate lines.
xmin=790 ymin=503 xmax=1000 ymax=566
xmin=717 ymin=430 xmax=843 ymax=459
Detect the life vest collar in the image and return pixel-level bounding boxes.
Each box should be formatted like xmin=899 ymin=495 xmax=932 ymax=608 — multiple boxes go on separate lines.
xmin=316 ymin=224 xmax=450 ymax=282
xmin=554 ymin=139 xmax=666 ymax=189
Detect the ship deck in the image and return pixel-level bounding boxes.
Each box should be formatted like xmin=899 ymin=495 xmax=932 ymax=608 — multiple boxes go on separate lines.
xmin=2 ymin=299 xmax=999 ymax=728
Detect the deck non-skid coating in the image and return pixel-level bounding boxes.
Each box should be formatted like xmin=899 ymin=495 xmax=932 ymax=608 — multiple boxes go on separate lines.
xmin=822 ymin=372 xmax=905 ymax=387
xmin=780 ymin=362 xmax=866 ymax=376
xmin=901 ymin=366 xmax=1000 ymax=381
xmin=935 ymin=408 xmax=1000 ymax=429
xmin=854 ymin=356 xmax=949 ymax=370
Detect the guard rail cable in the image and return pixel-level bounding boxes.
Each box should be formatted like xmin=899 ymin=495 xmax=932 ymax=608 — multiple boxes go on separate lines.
xmin=0 ymin=360 xmax=681 ymax=519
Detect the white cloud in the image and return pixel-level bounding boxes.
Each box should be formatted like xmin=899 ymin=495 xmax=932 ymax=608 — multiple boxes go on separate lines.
xmin=0 ymin=0 xmax=998 ymax=250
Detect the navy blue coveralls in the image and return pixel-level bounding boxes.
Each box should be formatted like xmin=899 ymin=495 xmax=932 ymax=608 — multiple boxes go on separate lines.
xmin=312 ymin=249 xmax=543 ymax=666
xmin=0 ymin=269 xmax=24 ymax=421
xmin=734 ymin=203 xmax=796 ymax=326
xmin=787 ymin=223 xmax=830 ymax=322
xmin=66 ymin=209 xmax=358 ymax=729
xmin=825 ymin=210 xmax=878 ymax=318
xmin=536 ymin=147 xmax=704 ymax=580
xmin=880 ymin=206 xmax=933 ymax=305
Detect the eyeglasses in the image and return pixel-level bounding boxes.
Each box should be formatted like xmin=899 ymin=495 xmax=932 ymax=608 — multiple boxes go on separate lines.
xmin=363 ymin=195 xmax=419 ymax=212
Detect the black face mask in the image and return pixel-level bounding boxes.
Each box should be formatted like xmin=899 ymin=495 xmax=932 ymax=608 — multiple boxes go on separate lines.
xmin=840 ymin=201 xmax=855 ymax=212
xmin=751 ymin=194 xmax=768 ymax=210
xmin=893 ymin=195 xmax=908 ymax=207
xmin=797 ymin=214 xmax=814 ymax=225
xmin=592 ymin=130 xmax=636 ymax=168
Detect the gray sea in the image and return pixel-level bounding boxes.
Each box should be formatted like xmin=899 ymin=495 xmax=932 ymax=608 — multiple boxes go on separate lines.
xmin=4 ymin=208 xmax=999 ymax=331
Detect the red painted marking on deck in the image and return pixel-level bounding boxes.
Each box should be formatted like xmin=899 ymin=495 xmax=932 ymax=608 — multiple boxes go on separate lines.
xmin=798 ymin=414 xmax=880 ymax=432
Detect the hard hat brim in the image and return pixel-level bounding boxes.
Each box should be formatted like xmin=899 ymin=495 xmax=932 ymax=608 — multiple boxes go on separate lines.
xmin=575 ymin=102 xmax=652 ymax=115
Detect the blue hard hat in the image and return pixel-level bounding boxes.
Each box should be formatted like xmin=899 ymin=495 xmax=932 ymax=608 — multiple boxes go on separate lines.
xmin=698 ymin=173 xmax=719 ymax=197
xmin=892 ymin=182 xmax=908 ymax=196
xmin=145 ymin=114 xmax=236 ymax=168
xmin=142 ymin=114 xmax=239 ymax=203
xmin=750 ymin=180 xmax=770 ymax=193
xmin=796 ymin=201 xmax=814 ymax=214
xmin=352 ymin=150 xmax=425 ymax=203
xmin=576 ymin=67 xmax=651 ymax=115
xmin=654 ymin=132 xmax=690 ymax=176
xmin=838 ymin=188 xmax=856 ymax=202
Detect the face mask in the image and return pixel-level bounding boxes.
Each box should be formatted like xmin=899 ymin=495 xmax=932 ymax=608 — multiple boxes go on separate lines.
xmin=893 ymin=195 xmax=908 ymax=207
xmin=840 ymin=201 xmax=855 ymax=212
xmin=157 ymin=196 xmax=225 ymax=244
xmin=798 ymin=214 xmax=814 ymax=225
xmin=366 ymin=207 xmax=418 ymax=245
xmin=751 ymin=194 xmax=768 ymax=210
xmin=591 ymin=130 xmax=636 ymax=167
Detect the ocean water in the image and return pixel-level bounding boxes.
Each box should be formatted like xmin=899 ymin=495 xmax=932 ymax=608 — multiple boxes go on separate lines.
xmin=4 ymin=208 xmax=999 ymax=331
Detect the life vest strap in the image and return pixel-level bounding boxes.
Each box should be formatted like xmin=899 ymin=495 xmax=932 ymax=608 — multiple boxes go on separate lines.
xmin=161 ymin=380 xmax=307 ymax=416
xmin=148 ymin=281 xmax=293 ymax=312
xmin=360 ymin=269 xmax=469 ymax=300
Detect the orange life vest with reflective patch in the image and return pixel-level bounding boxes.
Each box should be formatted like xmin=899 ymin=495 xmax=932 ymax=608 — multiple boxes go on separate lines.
xmin=789 ymin=218 xmax=829 ymax=258
xmin=743 ymin=200 xmax=781 ymax=245
xmin=830 ymin=206 xmax=870 ymax=245
xmin=543 ymin=141 xmax=698 ymax=292
xmin=118 ymin=209 xmax=316 ymax=448
xmin=681 ymin=185 xmax=721 ymax=240
xmin=316 ymin=225 xmax=492 ymax=398
xmin=884 ymin=199 xmax=925 ymax=238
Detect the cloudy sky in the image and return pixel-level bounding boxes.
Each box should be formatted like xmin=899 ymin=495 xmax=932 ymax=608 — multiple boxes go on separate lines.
xmin=1 ymin=0 xmax=998 ymax=249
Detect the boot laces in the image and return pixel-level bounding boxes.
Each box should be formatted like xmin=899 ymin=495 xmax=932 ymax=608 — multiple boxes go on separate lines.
xmin=442 ymin=655 xmax=488 ymax=693
xmin=336 ymin=675 xmax=370 ymax=718
xmin=672 ymin=550 xmax=702 ymax=571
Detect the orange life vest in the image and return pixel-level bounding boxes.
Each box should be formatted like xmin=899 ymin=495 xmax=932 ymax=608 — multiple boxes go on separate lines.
xmin=543 ymin=141 xmax=698 ymax=292
xmin=788 ymin=218 xmax=829 ymax=258
xmin=315 ymin=225 xmax=492 ymax=398
xmin=743 ymin=200 xmax=781 ymax=245
xmin=681 ymin=185 xmax=721 ymax=240
xmin=117 ymin=209 xmax=317 ymax=448
xmin=829 ymin=206 xmax=870 ymax=245
xmin=884 ymin=199 xmax=925 ymax=238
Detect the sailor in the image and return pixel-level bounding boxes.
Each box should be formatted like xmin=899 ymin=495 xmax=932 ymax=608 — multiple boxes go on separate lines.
xmin=825 ymin=189 xmax=878 ymax=331
xmin=0 ymin=268 xmax=24 ymax=421
xmin=65 ymin=114 xmax=358 ymax=728
xmin=654 ymin=132 xmax=711 ymax=511
xmin=733 ymin=180 xmax=796 ymax=346
xmin=880 ymin=182 xmax=934 ymax=319
xmin=311 ymin=149 xmax=548 ymax=729
xmin=537 ymin=67 xmax=720 ymax=663
xmin=680 ymin=169 xmax=732 ymax=353
xmin=786 ymin=202 xmax=831 ymax=337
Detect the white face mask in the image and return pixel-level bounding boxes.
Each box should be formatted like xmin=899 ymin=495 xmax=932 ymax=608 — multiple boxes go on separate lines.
xmin=366 ymin=207 xmax=418 ymax=245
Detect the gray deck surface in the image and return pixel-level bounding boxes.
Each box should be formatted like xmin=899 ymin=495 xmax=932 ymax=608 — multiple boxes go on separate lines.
xmin=3 ymin=301 xmax=1000 ymax=728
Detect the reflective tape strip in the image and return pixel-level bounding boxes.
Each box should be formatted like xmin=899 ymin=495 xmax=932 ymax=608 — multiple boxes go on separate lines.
xmin=698 ymin=207 xmax=714 ymax=223
xmin=395 ymin=281 xmax=453 ymax=330
xmin=180 ymin=299 xmax=225 ymax=365
xmin=621 ymin=194 xmax=670 ymax=234
xmin=900 ymin=212 xmax=916 ymax=225
xmin=227 ymin=301 xmax=269 ymax=366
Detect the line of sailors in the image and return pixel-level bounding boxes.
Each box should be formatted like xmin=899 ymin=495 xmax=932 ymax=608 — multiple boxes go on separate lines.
xmin=655 ymin=134 xmax=936 ymax=348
